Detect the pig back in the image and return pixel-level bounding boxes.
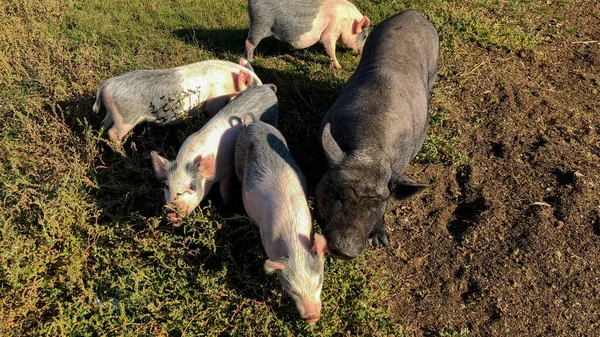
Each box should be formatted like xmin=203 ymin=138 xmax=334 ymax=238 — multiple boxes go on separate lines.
xmin=250 ymin=0 xmax=323 ymax=43
xmin=359 ymin=10 xmax=439 ymax=94
xmin=235 ymin=121 xmax=307 ymax=197
xmin=177 ymin=85 xmax=278 ymax=167
xmin=212 ymin=85 xmax=278 ymax=127
xmin=321 ymin=10 xmax=439 ymax=171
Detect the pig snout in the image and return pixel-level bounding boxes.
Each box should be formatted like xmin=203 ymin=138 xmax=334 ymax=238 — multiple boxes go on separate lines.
xmin=300 ymin=300 xmax=321 ymax=323
xmin=166 ymin=212 xmax=182 ymax=224
xmin=164 ymin=200 xmax=195 ymax=224
xmin=172 ymin=201 xmax=193 ymax=214
xmin=304 ymin=313 xmax=320 ymax=323
xmin=323 ymin=230 xmax=364 ymax=261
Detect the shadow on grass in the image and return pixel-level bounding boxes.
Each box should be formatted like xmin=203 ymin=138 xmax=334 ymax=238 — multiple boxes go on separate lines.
xmin=172 ymin=27 xmax=333 ymax=68
xmin=172 ymin=27 xmax=248 ymax=54
xmin=249 ymin=64 xmax=345 ymax=187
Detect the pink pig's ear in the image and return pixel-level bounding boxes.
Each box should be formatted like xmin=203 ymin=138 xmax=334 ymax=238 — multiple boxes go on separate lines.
xmin=150 ymin=151 xmax=170 ymax=179
xmin=236 ymin=70 xmax=253 ymax=91
xmin=194 ymin=154 xmax=216 ymax=178
xmin=353 ymin=15 xmax=371 ymax=34
xmin=264 ymin=260 xmax=285 ymax=274
xmin=311 ymin=234 xmax=328 ymax=257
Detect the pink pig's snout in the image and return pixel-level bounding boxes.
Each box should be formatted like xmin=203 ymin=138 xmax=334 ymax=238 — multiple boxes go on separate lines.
xmin=172 ymin=201 xmax=193 ymax=214
xmin=166 ymin=212 xmax=182 ymax=225
xmin=303 ymin=313 xmax=320 ymax=323
xmin=164 ymin=201 xmax=194 ymax=225
xmin=301 ymin=300 xmax=321 ymax=323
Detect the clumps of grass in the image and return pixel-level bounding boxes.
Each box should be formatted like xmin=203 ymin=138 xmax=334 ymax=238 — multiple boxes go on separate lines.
xmin=0 ymin=103 xmax=101 ymax=335
xmin=415 ymin=106 xmax=468 ymax=166
xmin=416 ymin=134 xmax=468 ymax=166
xmin=24 ymin=201 xmax=405 ymax=336
xmin=437 ymin=326 xmax=470 ymax=337
xmin=430 ymin=5 xmax=542 ymax=51
xmin=356 ymin=0 xmax=547 ymax=51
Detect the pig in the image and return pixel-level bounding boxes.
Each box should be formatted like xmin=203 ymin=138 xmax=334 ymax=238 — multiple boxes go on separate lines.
xmin=93 ymin=59 xmax=262 ymax=145
xmin=315 ymin=10 xmax=440 ymax=260
xmin=150 ymin=84 xmax=278 ymax=223
xmin=245 ymin=0 xmax=370 ymax=69
xmin=234 ymin=117 xmax=327 ymax=323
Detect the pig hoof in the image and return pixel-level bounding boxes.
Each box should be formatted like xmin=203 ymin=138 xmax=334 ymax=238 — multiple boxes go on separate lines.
xmin=330 ymin=61 xmax=342 ymax=69
xmin=369 ymin=228 xmax=389 ymax=248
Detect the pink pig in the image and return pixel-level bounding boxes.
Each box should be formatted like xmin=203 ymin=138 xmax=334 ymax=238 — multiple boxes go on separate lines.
xmin=235 ymin=117 xmax=328 ymax=323
xmin=246 ymin=0 xmax=370 ymax=69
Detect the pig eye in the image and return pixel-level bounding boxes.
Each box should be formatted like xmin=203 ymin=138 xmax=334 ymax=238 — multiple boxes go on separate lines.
xmin=189 ymin=183 xmax=196 ymax=191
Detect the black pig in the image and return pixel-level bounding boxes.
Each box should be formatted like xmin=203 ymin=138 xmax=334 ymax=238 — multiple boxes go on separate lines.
xmin=315 ymin=10 xmax=440 ymax=260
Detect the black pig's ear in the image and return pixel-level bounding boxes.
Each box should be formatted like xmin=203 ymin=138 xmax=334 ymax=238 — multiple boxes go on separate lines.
xmin=321 ymin=123 xmax=345 ymax=167
xmin=390 ymin=175 xmax=427 ymax=200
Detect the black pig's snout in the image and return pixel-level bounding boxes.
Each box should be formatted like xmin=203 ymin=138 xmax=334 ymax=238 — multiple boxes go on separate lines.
xmin=329 ymin=247 xmax=359 ymax=261
xmin=325 ymin=229 xmax=364 ymax=261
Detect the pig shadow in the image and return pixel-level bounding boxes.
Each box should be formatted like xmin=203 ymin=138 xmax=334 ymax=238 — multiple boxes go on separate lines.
xmin=250 ymin=64 xmax=346 ymax=188
xmin=172 ymin=28 xmax=248 ymax=54
xmin=172 ymin=27 xmax=330 ymax=66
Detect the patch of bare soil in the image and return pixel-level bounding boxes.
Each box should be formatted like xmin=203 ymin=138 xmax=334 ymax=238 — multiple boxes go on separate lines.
xmin=377 ymin=2 xmax=600 ymax=336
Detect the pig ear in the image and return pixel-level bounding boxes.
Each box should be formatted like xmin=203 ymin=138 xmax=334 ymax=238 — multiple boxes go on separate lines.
xmin=265 ymin=84 xmax=277 ymax=93
xmin=390 ymin=175 xmax=427 ymax=200
xmin=264 ymin=260 xmax=285 ymax=274
xmin=353 ymin=15 xmax=371 ymax=34
xmin=242 ymin=113 xmax=258 ymax=127
xmin=362 ymin=16 xmax=371 ymax=29
xmin=321 ymin=123 xmax=345 ymax=167
xmin=194 ymin=154 xmax=216 ymax=178
xmin=311 ymin=234 xmax=328 ymax=257
xmin=236 ymin=70 xmax=253 ymax=91
xmin=150 ymin=151 xmax=170 ymax=179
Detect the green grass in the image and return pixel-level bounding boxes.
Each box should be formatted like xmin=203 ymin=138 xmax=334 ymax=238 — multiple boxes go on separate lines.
xmin=0 ymin=0 xmax=555 ymax=335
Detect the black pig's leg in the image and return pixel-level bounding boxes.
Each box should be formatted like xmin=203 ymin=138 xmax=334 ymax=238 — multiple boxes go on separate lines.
xmin=369 ymin=217 xmax=389 ymax=248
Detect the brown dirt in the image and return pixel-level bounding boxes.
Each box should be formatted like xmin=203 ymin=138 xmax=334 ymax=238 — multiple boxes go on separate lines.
xmin=373 ymin=2 xmax=600 ymax=336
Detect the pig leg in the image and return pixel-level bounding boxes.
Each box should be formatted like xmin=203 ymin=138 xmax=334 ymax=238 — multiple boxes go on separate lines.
xmin=369 ymin=217 xmax=389 ymax=248
xmin=246 ymin=23 xmax=271 ymax=62
xmin=245 ymin=40 xmax=257 ymax=63
xmin=321 ymin=33 xmax=341 ymax=69
xmin=101 ymin=112 xmax=113 ymax=130
xmin=219 ymin=174 xmax=234 ymax=205
xmin=107 ymin=119 xmax=135 ymax=145
xmin=103 ymin=89 xmax=133 ymax=145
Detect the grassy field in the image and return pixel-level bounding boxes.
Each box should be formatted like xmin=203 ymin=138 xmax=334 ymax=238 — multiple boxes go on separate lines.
xmin=0 ymin=0 xmax=575 ymax=336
